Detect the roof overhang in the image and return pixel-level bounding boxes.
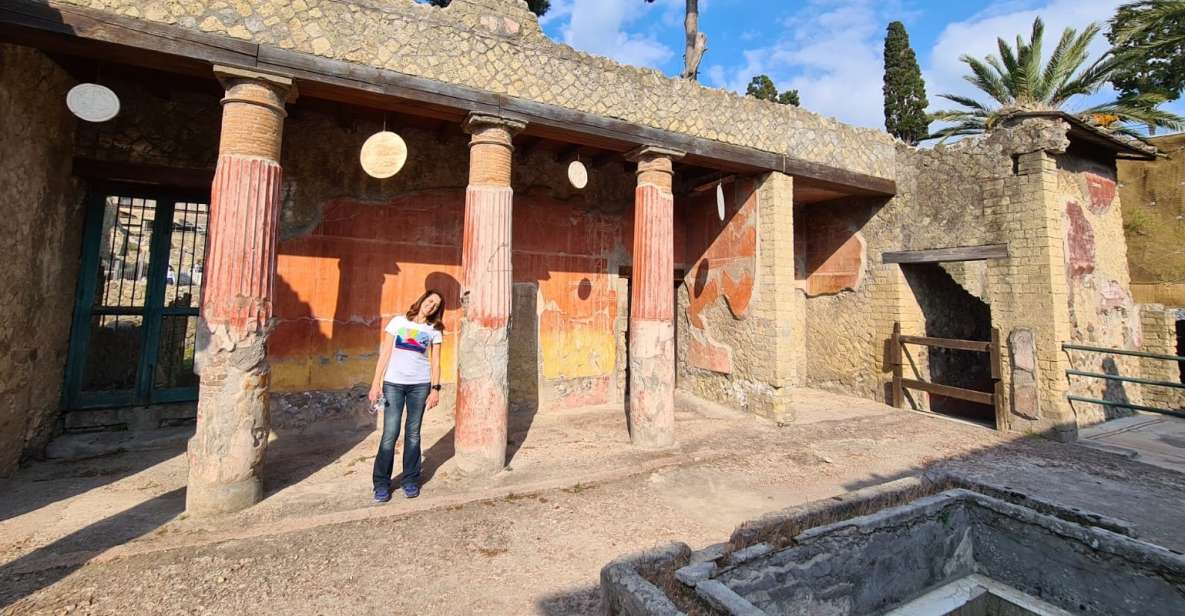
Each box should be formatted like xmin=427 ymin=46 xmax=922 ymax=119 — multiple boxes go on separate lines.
xmin=1004 ymin=111 xmax=1158 ymax=161
xmin=0 ymin=0 xmax=897 ymax=198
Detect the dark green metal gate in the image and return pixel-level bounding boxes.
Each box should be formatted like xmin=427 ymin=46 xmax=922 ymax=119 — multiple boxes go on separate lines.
xmin=63 ymin=183 xmax=210 ymax=409
xmin=1063 ymin=343 xmax=1185 ymax=419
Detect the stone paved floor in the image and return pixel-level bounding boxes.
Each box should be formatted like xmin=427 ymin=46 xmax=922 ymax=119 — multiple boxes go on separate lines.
xmin=1 ymin=390 xmax=1183 ymax=615
xmin=1077 ymin=413 xmax=1185 ymax=473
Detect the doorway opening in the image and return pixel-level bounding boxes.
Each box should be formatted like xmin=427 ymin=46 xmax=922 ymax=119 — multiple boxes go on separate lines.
xmin=902 ymin=263 xmax=995 ymax=427
xmin=63 ymin=183 xmax=209 ymax=410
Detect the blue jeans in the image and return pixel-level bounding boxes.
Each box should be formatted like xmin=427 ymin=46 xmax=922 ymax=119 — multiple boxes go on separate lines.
xmin=372 ymin=382 xmax=430 ymax=490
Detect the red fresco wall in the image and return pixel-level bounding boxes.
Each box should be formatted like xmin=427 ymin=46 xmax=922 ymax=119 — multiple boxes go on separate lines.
xmin=270 ymin=188 xmax=630 ymax=410
xmin=680 ymin=178 xmax=759 ymax=374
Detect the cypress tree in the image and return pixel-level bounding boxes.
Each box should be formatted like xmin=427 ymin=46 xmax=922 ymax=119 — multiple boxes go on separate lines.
xmin=882 ymin=21 xmax=929 ymax=144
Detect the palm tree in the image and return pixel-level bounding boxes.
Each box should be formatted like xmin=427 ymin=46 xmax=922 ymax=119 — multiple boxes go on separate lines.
xmin=929 ymin=17 xmax=1183 ymax=142
xmin=1110 ymin=0 xmax=1185 ymax=50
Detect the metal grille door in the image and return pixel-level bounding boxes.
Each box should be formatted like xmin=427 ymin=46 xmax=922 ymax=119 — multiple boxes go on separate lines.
xmin=64 ymin=184 xmax=210 ymax=409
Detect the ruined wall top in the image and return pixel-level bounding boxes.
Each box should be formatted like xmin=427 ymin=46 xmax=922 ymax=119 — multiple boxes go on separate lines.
xmin=53 ymin=0 xmax=897 ymax=180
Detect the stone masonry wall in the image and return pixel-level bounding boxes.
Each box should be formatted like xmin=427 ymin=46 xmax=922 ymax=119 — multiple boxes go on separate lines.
xmin=798 ymin=119 xmax=1136 ymax=438
xmin=0 ymin=44 xmax=83 ymax=474
xmin=1056 ymin=151 xmax=1144 ymax=425
xmin=1140 ymin=304 xmax=1185 ymax=411
xmin=676 ymin=172 xmax=796 ymax=422
xmin=55 ymin=0 xmax=896 ymax=180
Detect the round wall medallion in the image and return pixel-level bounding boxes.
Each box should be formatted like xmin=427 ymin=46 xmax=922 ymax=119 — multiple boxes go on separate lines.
xmin=360 ymin=131 xmax=408 ymax=179
xmin=568 ymin=160 xmax=588 ymax=189
xmin=66 ymin=83 xmax=120 ymax=123
xmin=716 ymin=182 xmax=726 ymax=221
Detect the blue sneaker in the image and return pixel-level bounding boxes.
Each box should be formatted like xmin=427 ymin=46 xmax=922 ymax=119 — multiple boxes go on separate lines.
xmin=403 ymin=484 xmax=420 ymax=499
xmin=374 ymin=486 xmax=392 ymax=503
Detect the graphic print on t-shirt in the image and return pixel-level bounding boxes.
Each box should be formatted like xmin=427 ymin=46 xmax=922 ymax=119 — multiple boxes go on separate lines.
xmin=394 ymin=325 xmax=428 ymax=354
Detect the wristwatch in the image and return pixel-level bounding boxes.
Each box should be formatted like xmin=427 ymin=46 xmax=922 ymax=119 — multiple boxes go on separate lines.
xmin=431 ymin=384 xmax=442 ymax=391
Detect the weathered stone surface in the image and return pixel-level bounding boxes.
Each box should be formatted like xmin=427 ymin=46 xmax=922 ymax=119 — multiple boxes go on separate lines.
xmin=1117 ymin=133 xmax=1185 ymax=289
xmin=1083 ymin=172 xmax=1116 ymax=214
xmin=0 ymin=44 xmax=82 ymax=475
xmin=1009 ymin=329 xmax=1040 ymax=421
xmin=601 ymin=542 xmax=691 ymax=616
xmin=1065 ymin=201 xmax=1096 ymax=279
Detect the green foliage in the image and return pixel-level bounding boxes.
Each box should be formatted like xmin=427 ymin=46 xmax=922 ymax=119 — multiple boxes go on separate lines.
xmin=746 ymin=75 xmax=778 ymax=101
xmin=1107 ymin=1 xmax=1185 ymax=105
xmin=930 ymin=16 xmax=1184 ymax=142
xmin=746 ymin=75 xmax=799 ymax=106
xmin=778 ymin=89 xmax=801 ymax=106
xmin=426 ymin=0 xmax=551 ymax=16
xmin=882 ymin=21 xmax=930 ymax=145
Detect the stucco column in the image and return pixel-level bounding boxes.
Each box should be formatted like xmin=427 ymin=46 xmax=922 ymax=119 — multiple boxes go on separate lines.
xmin=627 ymin=145 xmax=685 ymax=448
xmin=455 ymin=113 xmax=525 ymax=476
xmin=187 ymin=66 xmax=294 ymax=515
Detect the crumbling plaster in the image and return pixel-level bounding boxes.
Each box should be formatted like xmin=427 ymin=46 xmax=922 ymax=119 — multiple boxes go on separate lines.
xmin=0 ymin=44 xmax=83 ymax=474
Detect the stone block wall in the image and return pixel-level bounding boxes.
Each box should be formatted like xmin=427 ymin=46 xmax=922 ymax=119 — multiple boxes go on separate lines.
xmin=55 ymin=0 xmax=896 ymax=180
xmin=1057 ymin=150 xmax=1144 ymax=425
xmin=676 ymin=172 xmax=797 ymax=422
xmin=1140 ymin=304 xmax=1185 ymax=411
xmin=794 ymin=119 xmax=1143 ymax=438
xmin=0 ymin=44 xmax=84 ymax=475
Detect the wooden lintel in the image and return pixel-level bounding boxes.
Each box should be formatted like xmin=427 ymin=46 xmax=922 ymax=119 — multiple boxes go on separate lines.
xmin=882 ymin=244 xmax=1009 ymax=264
xmin=553 ymin=144 xmax=583 ymax=163
xmin=73 ymin=158 xmax=215 ymax=189
xmin=6 ymin=0 xmax=898 ymax=196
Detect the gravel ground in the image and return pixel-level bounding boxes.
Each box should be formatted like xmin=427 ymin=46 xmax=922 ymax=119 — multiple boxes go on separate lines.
xmin=3 ymin=394 xmax=1182 ymax=615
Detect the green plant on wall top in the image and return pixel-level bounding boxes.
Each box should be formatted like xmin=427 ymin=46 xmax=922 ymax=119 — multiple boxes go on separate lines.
xmin=929 ymin=17 xmax=1184 ymax=142
xmin=746 ymin=75 xmax=800 ymax=107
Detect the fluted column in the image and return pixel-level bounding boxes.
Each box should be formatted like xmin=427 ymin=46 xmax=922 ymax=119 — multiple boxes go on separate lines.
xmin=627 ymin=145 xmax=684 ymax=448
xmin=187 ymin=66 xmax=294 ymax=515
xmin=455 ymin=113 xmax=525 ymax=476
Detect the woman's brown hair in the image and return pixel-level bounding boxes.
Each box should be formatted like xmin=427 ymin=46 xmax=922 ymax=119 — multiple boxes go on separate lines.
xmin=406 ymin=289 xmax=446 ymax=331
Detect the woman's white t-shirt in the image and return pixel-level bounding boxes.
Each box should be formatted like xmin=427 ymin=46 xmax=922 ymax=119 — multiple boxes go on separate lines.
xmin=383 ymin=316 xmax=443 ymax=385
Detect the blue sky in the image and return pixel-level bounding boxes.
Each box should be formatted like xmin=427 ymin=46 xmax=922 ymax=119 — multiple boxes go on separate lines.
xmin=536 ymin=0 xmax=1185 ymax=133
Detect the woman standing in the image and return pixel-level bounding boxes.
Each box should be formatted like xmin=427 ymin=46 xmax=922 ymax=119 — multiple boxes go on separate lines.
xmin=368 ymin=289 xmax=444 ymax=502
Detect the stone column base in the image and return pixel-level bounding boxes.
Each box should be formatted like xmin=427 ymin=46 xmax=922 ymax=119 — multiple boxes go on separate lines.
xmin=185 ymin=475 xmax=263 ymax=517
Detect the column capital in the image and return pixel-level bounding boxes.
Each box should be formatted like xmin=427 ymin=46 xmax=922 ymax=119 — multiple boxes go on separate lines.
xmin=464 ymin=113 xmax=527 ymax=136
xmin=213 ymin=65 xmax=298 ymax=103
xmin=628 ymin=145 xmax=684 ymax=191
xmin=625 ymin=145 xmax=686 ymax=162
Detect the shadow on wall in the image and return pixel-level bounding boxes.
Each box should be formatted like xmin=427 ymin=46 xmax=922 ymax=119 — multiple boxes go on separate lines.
xmin=902 ymin=263 xmax=994 ymax=426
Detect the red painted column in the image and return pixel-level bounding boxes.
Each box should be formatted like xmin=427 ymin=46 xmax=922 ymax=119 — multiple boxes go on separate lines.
xmin=455 ymin=113 xmax=525 ymax=476
xmin=187 ymin=67 xmax=294 ymax=515
xmin=627 ymin=146 xmax=684 ymax=448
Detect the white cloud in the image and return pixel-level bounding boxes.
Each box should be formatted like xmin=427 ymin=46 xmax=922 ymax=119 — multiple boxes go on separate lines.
xmin=556 ymin=0 xmax=674 ymax=69
xmin=538 ymin=0 xmax=572 ymax=27
xmin=705 ymin=0 xmax=898 ymax=129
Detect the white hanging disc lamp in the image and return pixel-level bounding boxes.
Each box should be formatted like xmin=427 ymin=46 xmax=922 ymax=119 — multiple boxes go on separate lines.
xmin=567 ymin=158 xmax=588 ymax=190
xmin=715 ymin=181 xmax=726 ymax=221
xmin=360 ymin=114 xmax=408 ymax=179
xmin=66 ymin=83 xmax=120 ymax=123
